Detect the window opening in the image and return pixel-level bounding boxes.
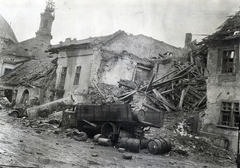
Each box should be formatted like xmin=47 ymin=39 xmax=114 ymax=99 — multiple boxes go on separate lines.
xmin=220 ymin=101 xmax=239 ymax=127
xmin=73 ymin=66 xmax=81 ymax=85
xmin=222 ymin=50 xmax=235 ymax=73
xmin=4 ymin=68 xmax=12 ymax=75
xmin=59 ymin=67 xmax=67 ymax=90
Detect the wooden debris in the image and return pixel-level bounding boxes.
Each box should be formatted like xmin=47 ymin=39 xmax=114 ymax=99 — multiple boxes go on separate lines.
xmin=83 ymin=119 xmax=98 ymax=128
xmin=117 ymin=61 xmax=207 ymax=112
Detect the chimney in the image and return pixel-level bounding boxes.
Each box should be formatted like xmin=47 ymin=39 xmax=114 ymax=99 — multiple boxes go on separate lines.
xmin=184 ymin=33 xmax=192 ymax=47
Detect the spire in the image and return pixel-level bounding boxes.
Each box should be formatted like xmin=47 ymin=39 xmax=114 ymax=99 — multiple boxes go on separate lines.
xmin=36 ymin=0 xmax=55 ymax=41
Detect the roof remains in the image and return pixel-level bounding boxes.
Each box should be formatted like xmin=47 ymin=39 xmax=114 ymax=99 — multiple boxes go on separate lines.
xmin=2 ymin=37 xmax=51 ymax=58
xmin=48 ymin=30 xmax=126 ymax=53
xmin=204 ymin=10 xmax=240 ymax=42
xmin=0 ymin=58 xmax=56 ymax=88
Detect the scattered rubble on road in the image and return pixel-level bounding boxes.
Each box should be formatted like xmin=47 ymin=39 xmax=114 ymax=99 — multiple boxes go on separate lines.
xmin=4 ymin=106 xmax=237 ymax=168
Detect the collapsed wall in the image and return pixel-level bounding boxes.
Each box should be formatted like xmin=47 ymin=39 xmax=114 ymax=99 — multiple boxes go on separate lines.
xmin=85 ymin=49 xmax=154 ymax=105
xmin=87 ymin=45 xmax=204 ymax=112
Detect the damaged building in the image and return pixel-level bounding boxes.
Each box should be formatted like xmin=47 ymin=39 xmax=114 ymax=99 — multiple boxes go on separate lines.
xmin=0 ymin=58 xmax=56 ymax=106
xmin=47 ymin=30 xmax=186 ymax=105
xmin=200 ymin=11 xmax=240 ymax=152
xmin=0 ymin=0 xmax=56 ymax=104
xmin=0 ymin=0 xmax=189 ymax=116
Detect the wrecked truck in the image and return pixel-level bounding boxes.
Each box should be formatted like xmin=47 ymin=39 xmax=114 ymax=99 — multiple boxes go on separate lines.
xmin=63 ymin=103 xmax=164 ymax=142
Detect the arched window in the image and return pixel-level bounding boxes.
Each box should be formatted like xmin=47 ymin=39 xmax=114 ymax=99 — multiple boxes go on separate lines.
xmin=20 ymin=90 xmax=29 ymax=105
xmin=43 ymin=20 xmax=48 ymax=29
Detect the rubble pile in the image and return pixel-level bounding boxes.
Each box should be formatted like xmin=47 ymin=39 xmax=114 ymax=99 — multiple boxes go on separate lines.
xmin=117 ymin=60 xmax=207 ymax=112
xmin=88 ymin=83 xmax=122 ymax=104
xmin=144 ymin=110 xmax=237 ymax=167
xmin=170 ymin=135 xmax=236 ymax=166
xmin=14 ymin=111 xmax=63 ymax=134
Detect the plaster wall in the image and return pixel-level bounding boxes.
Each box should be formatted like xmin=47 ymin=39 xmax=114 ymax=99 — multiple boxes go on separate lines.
xmin=99 ymin=55 xmax=137 ymax=85
xmin=55 ymin=48 xmax=94 ymax=102
xmin=201 ymin=43 xmax=240 ymax=152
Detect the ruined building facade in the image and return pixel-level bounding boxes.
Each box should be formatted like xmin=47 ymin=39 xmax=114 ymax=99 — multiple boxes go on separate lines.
xmin=48 ymin=30 xmax=185 ymax=104
xmin=200 ymin=11 xmax=240 ymax=152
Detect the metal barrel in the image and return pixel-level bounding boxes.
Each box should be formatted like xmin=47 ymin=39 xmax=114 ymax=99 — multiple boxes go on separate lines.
xmin=164 ymin=138 xmax=172 ymax=152
xmin=118 ymin=138 xmax=140 ymax=153
xmin=140 ymin=138 xmax=150 ymax=149
xmin=147 ymin=138 xmax=172 ymax=154
xmin=97 ymin=138 xmax=112 ymax=146
xmin=118 ymin=138 xmax=129 ymax=149
xmin=127 ymin=138 xmax=140 ymax=153
xmin=93 ymin=134 xmax=104 ymax=142
xmin=132 ymin=109 xmax=146 ymax=122
xmin=119 ymin=130 xmax=133 ymax=139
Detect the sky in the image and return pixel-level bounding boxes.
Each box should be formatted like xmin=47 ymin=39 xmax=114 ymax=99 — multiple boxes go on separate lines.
xmin=0 ymin=0 xmax=240 ymax=48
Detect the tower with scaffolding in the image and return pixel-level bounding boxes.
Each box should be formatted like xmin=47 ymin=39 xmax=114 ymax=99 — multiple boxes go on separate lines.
xmin=36 ymin=0 xmax=55 ymax=40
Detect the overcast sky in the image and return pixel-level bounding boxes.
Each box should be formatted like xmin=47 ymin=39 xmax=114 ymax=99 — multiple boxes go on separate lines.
xmin=0 ymin=0 xmax=240 ymax=47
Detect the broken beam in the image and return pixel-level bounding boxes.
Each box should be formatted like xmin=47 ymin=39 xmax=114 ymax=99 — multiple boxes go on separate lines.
xmin=142 ymin=103 xmax=161 ymax=113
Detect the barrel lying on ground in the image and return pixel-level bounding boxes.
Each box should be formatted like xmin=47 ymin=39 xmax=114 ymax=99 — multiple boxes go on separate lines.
xmin=97 ymin=138 xmax=112 ymax=146
xmin=118 ymin=138 xmax=140 ymax=153
xmin=147 ymin=138 xmax=172 ymax=154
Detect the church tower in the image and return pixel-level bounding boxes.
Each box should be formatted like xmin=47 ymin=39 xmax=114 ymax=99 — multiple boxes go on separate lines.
xmin=36 ymin=0 xmax=55 ymax=41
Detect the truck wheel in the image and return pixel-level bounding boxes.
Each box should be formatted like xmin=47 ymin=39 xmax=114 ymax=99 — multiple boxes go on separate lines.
xmin=101 ymin=122 xmax=117 ymax=141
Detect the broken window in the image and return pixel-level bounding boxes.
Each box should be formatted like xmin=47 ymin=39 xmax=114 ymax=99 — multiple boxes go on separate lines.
xmin=4 ymin=68 xmax=12 ymax=75
xmin=222 ymin=50 xmax=235 ymax=73
xmin=59 ymin=67 xmax=67 ymax=90
xmin=73 ymin=66 xmax=81 ymax=85
xmin=220 ymin=101 xmax=239 ymax=128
